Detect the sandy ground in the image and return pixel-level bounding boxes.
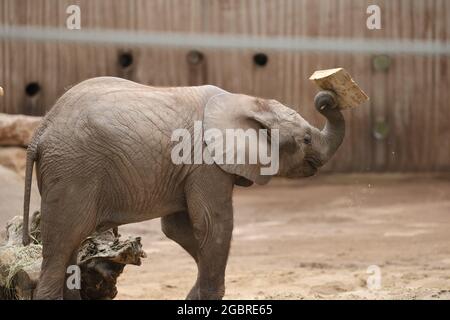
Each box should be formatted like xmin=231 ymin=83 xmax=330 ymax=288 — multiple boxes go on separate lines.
xmin=1 ymin=165 xmax=449 ymax=299
xmin=116 ymin=173 xmax=450 ymax=300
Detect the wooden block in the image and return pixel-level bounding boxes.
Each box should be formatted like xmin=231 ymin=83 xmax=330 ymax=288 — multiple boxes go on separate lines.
xmin=309 ymin=68 xmax=369 ymax=109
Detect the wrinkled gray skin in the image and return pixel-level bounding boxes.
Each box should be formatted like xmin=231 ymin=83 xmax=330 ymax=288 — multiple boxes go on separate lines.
xmin=22 ymin=77 xmax=345 ymax=300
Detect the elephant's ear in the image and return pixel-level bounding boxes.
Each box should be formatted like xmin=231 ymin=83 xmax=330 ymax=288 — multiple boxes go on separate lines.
xmin=203 ymin=93 xmax=279 ymax=185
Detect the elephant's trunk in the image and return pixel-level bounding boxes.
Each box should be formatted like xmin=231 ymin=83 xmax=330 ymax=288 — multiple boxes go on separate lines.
xmin=310 ymin=91 xmax=346 ymax=166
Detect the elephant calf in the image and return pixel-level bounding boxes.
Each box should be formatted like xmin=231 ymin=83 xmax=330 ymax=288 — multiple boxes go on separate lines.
xmin=22 ymin=77 xmax=345 ymax=299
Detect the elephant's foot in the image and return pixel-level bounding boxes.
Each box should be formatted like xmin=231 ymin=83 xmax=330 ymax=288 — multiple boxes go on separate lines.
xmin=186 ymin=285 xmax=225 ymax=300
xmin=186 ymin=283 xmax=200 ymax=300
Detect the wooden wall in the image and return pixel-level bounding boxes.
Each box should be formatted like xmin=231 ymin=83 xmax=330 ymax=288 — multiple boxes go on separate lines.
xmin=0 ymin=0 xmax=449 ymax=172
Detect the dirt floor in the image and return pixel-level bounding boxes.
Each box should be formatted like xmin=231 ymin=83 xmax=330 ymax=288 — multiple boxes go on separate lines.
xmin=1 ymin=165 xmax=450 ymax=299
xmin=116 ymin=173 xmax=450 ymax=300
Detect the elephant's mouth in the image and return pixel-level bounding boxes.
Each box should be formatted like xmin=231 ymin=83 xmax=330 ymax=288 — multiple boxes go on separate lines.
xmin=303 ymin=154 xmax=325 ymax=177
xmin=305 ymin=155 xmax=322 ymax=169
xmin=303 ymin=160 xmax=318 ymax=177
xmin=305 ymin=160 xmax=317 ymax=170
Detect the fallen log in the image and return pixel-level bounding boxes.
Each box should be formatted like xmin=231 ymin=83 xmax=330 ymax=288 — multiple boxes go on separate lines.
xmin=0 ymin=113 xmax=42 ymax=147
xmin=0 ymin=211 xmax=146 ymax=300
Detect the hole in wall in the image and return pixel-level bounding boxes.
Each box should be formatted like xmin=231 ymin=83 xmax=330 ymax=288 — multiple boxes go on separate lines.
xmin=25 ymin=82 xmax=41 ymax=97
xmin=253 ymin=53 xmax=268 ymax=67
xmin=118 ymin=52 xmax=134 ymax=68
xmin=186 ymin=50 xmax=204 ymax=65
xmin=373 ymin=120 xmax=390 ymax=140
xmin=372 ymin=55 xmax=391 ymax=72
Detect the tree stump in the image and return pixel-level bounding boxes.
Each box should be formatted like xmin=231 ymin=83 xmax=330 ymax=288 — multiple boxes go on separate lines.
xmin=0 ymin=212 xmax=146 ymax=299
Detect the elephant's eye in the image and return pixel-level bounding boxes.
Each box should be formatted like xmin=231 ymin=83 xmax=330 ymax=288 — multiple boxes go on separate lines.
xmin=303 ymin=134 xmax=312 ymax=145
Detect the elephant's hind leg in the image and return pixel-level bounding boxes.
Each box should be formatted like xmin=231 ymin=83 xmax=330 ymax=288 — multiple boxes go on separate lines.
xmin=34 ymin=186 xmax=97 ymax=300
xmin=161 ymin=211 xmax=200 ymax=299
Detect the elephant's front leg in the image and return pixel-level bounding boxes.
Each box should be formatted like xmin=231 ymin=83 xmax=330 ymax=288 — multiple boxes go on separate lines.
xmin=185 ymin=169 xmax=234 ymax=300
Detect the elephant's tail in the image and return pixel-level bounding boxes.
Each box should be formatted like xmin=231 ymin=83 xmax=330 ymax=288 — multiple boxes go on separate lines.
xmin=23 ymin=141 xmax=38 ymax=246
